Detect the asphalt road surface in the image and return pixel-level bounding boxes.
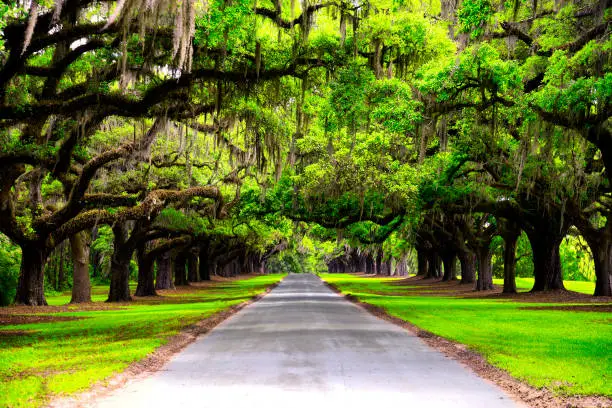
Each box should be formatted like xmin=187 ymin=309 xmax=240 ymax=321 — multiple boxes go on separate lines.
xmin=92 ymin=274 xmax=521 ymax=408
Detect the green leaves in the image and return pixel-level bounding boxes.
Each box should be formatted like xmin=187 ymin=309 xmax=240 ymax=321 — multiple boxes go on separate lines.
xmin=457 ymin=0 xmax=493 ymax=39
xmin=367 ymin=79 xmax=423 ymax=133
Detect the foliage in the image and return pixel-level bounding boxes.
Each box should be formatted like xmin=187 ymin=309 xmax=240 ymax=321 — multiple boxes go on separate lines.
xmin=457 ymin=0 xmax=493 ymax=39
xmin=0 ymin=234 xmax=20 ymax=306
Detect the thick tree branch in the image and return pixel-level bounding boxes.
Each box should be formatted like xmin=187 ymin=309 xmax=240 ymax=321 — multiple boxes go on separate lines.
xmin=254 ymin=3 xmax=332 ymax=29
xmin=49 ymin=186 xmax=222 ymax=244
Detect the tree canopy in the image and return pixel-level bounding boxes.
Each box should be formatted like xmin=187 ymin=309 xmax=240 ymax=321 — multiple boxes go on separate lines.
xmin=0 ymin=0 xmax=610 ymax=305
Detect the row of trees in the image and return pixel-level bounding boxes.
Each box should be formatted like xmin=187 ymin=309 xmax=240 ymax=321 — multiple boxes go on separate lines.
xmin=279 ymin=0 xmax=611 ymax=296
xmin=1 ymin=0 xmax=610 ymax=304
xmin=0 ymin=0 xmax=310 ymax=305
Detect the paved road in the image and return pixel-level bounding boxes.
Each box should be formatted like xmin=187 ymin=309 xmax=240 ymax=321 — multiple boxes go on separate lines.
xmin=92 ymin=274 xmax=520 ymax=408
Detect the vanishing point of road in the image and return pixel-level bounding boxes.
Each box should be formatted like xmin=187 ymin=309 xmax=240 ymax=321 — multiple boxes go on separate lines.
xmin=92 ymin=274 xmax=521 ymax=408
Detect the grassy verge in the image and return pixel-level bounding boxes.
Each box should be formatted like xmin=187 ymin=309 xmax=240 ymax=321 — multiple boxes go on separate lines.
xmin=492 ymin=277 xmax=596 ymax=294
xmin=320 ymin=273 xmax=611 ymax=397
xmin=0 ymin=274 xmax=284 ymax=407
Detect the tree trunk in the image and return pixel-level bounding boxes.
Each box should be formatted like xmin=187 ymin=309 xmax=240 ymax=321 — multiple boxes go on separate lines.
xmin=365 ymin=256 xmax=373 ymax=274
xmin=475 ymin=244 xmax=493 ymax=291
xmin=46 ymin=248 xmax=57 ymax=291
xmin=107 ymin=224 xmax=132 ymax=302
xmin=199 ymin=253 xmax=211 ymax=281
xmin=135 ymin=249 xmax=156 ymax=297
xmin=387 ymin=259 xmax=394 ymax=276
xmin=396 ymin=256 xmax=408 ymax=276
xmin=108 ymin=254 xmax=132 ymax=301
xmin=219 ymin=262 xmax=228 ymax=277
xmin=527 ymin=233 xmax=565 ymax=291
xmin=155 ymin=252 xmax=174 ymax=290
xmin=70 ymin=231 xmax=91 ymax=303
xmin=57 ymin=241 xmax=66 ymax=291
xmin=502 ymin=230 xmax=519 ymax=294
xmin=458 ymin=250 xmax=476 ymax=284
xmin=14 ymin=244 xmax=48 ymax=306
xmin=379 ymin=259 xmax=388 ymax=275
xmin=56 ymin=241 xmax=66 ymax=291
xmin=375 ymin=252 xmax=382 ymax=275
xmin=417 ymin=250 xmax=428 ymax=276
xmin=359 ymin=255 xmax=367 ymax=273
xmin=592 ymin=243 xmax=612 ymax=297
xmin=187 ymin=249 xmax=199 ymax=282
xmin=442 ymin=253 xmax=457 ymax=281
xmin=426 ymin=252 xmax=441 ymax=278
xmin=174 ymin=252 xmax=188 ymax=286
xmin=585 ymin=231 xmax=612 ymax=297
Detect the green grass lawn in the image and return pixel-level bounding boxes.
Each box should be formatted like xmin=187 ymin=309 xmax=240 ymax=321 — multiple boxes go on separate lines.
xmin=492 ymin=277 xmax=596 ymax=294
xmin=0 ymin=274 xmax=284 ymax=407
xmin=321 ymin=273 xmax=611 ymax=397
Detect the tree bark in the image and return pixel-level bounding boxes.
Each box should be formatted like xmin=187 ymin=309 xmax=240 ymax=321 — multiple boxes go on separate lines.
xmin=475 ymin=244 xmax=493 ymax=291
xmin=417 ymin=250 xmax=428 ymax=276
xmin=458 ymin=250 xmax=476 ymax=284
xmin=46 ymin=247 xmax=57 ymax=291
xmin=135 ymin=246 xmax=156 ymax=297
xmin=379 ymin=258 xmax=389 ymax=275
xmin=199 ymin=253 xmax=211 ymax=281
xmin=527 ymin=233 xmax=565 ymax=291
xmin=107 ymin=224 xmax=132 ymax=302
xmin=592 ymin=242 xmax=612 ymax=296
xmin=14 ymin=244 xmax=48 ymax=306
xmin=57 ymin=241 xmax=67 ymax=291
xmin=375 ymin=252 xmax=382 ymax=275
xmin=359 ymin=255 xmax=367 ymax=273
xmin=584 ymin=229 xmax=612 ymax=296
xmin=174 ymin=252 xmax=188 ymax=286
xmin=187 ymin=248 xmax=199 ymax=282
xmin=426 ymin=252 xmax=441 ymax=278
xmin=365 ymin=255 xmax=373 ymax=274
xmin=442 ymin=253 xmax=457 ymax=281
xmin=70 ymin=231 xmax=92 ymax=303
xmin=108 ymin=255 xmax=132 ymax=301
xmin=573 ymin=214 xmax=611 ymax=296
xmin=155 ymin=252 xmax=174 ymax=290
xmin=387 ymin=259 xmax=394 ymax=276
xmin=396 ymin=256 xmax=408 ymax=276
xmin=501 ymin=224 xmax=520 ymax=294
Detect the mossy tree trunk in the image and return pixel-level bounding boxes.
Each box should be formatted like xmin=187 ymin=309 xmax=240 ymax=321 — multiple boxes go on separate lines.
xmin=475 ymin=242 xmax=493 ymax=291
xmin=527 ymin=232 xmax=565 ymax=291
xmin=576 ymin=219 xmax=612 ymax=297
xmin=70 ymin=231 xmax=92 ymax=303
xmin=155 ymin=252 xmax=174 ymax=290
xmin=426 ymin=252 xmax=441 ymax=278
xmin=14 ymin=243 xmax=48 ymax=306
xmin=441 ymin=252 xmax=457 ymax=281
xmin=500 ymin=221 xmax=521 ymax=294
xmin=174 ymin=252 xmax=188 ymax=286
xmin=199 ymin=253 xmax=211 ymax=281
xmin=107 ymin=223 xmax=132 ymax=302
xmin=458 ymin=250 xmax=476 ymax=284
xmin=135 ymin=244 xmax=157 ymax=297
xmin=187 ymin=248 xmax=199 ymax=283
xmin=416 ymin=249 xmax=428 ymax=276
